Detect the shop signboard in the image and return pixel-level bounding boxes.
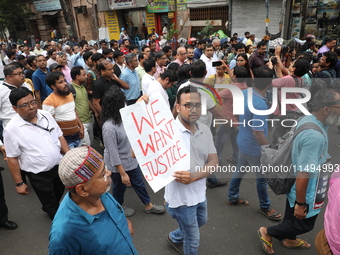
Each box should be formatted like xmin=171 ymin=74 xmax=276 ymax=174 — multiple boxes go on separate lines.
xmin=177 ymin=0 xmax=187 ymax=11
xmin=105 ymin=11 xmax=120 ymax=40
xmin=33 ymin=0 xmax=61 ymax=12
xmin=109 ymin=0 xmax=136 ymax=9
xmin=147 ymin=0 xmax=168 ymax=13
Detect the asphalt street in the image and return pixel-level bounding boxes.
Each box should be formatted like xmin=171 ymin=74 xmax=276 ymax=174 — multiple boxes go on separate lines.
xmin=1 ymin=126 xmax=339 ymax=255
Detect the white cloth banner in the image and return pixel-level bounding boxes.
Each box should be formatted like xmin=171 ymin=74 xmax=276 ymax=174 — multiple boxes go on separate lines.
xmin=120 ymin=93 xmax=190 ymax=192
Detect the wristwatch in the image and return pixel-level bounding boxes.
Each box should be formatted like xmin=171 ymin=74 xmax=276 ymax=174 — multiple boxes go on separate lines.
xmin=295 ymin=200 xmax=307 ymax=207
xmin=16 ymin=182 xmax=24 ymax=187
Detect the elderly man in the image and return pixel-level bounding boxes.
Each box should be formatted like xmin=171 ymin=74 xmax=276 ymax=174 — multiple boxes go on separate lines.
xmin=4 ymin=87 xmax=69 ymax=220
xmin=258 ymin=89 xmax=339 ymax=254
xmin=154 ymin=51 xmax=167 ymax=78
xmin=172 ymin=47 xmax=187 ymax=66
xmin=48 ymin=146 xmax=138 ymax=255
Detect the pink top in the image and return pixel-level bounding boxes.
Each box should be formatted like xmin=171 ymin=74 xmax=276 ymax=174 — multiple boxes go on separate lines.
xmin=218 ymin=82 xmax=248 ymax=126
xmin=62 ymin=66 xmax=72 ymax=83
xmin=324 ymin=170 xmax=340 ymax=255
xmin=271 ymin=75 xmax=302 ymax=116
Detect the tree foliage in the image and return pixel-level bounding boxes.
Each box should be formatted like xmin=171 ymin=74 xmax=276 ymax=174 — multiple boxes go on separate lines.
xmin=0 ymin=0 xmax=30 ymax=29
xmin=199 ymin=21 xmax=214 ymax=38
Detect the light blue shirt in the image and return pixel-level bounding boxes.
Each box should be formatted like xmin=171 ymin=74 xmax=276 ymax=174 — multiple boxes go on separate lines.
xmin=287 ymin=115 xmax=329 ymax=218
xmin=71 ymin=52 xmax=85 ymax=67
xmin=49 ymin=192 xmax=138 ymax=255
xmin=120 ymin=67 xmax=140 ymax=101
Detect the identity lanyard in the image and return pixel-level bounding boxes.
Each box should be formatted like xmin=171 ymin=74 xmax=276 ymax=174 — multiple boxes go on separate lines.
xmin=25 ymin=114 xmax=55 ymax=133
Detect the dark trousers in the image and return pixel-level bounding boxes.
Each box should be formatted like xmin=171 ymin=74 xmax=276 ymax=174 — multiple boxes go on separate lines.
xmin=111 ymin=166 xmax=150 ymax=206
xmin=25 ymin=165 xmax=65 ymax=220
xmin=126 ymin=98 xmax=138 ymax=106
xmin=267 ymin=199 xmax=318 ymax=241
xmin=0 ymin=171 xmax=8 ymax=225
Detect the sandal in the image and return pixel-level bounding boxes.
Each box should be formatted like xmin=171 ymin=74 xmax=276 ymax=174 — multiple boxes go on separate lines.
xmin=283 ymin=239 xmax=311 ymax=249
xmin=226 ymin=198 xmax=249 ymax=206
xmin=257 ymin=229 xmax=274 ymax=254
xmin=260 ymin=207 xmax=282 ymax=221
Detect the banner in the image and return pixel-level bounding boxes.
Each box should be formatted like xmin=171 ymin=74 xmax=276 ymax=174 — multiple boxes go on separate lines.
xmin=177 ymin=0 xmax=187 ymax=11
xmin=109 ymin=0 xmax=136 ymax=9
xmin=147 ymin=0 xmax=169 ymax=13
xmin=120 ymin=93 xmax=190 ymax=192
xmin=105 ymin=11 xmax=120 ymax=41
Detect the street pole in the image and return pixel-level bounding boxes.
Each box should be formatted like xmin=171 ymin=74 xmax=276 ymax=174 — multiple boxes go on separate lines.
xmin=91 ymin=0 xmax=99 ymax=41
xmin=265 ymin=0 xmax=269 ymax=56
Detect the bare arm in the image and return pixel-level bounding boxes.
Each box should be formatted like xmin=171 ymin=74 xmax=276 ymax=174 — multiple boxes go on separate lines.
xmin=75 ymin=112 xmax=84 ymax=139
xmin=88 ymin=100 xmax=99 ymax=121
xmin=35 ymin=90 xmax=42 ymax=109
xmin=253 ymin=130 xmax=269 ymax=146
xmin=92 ymin=98 xmax=101 ymax=115
xmin=294 ymin=171 xmax=309 ymax=220
xmin=7 ymin=157 xmax=29 ymax=195
xmin=59 ymin=135 xmax=70 ymax=154
xmin=113 ymin=73 xmax=130 ymax=90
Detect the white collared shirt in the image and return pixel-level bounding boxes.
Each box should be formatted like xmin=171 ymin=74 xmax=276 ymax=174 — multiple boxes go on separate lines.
xmin=142 ymin=73 xmax=155 ymax=95
xmin=200 ymin=54 xmax=216 ymax=78
xmin=4 ymin=110 xmax=63 ymax=174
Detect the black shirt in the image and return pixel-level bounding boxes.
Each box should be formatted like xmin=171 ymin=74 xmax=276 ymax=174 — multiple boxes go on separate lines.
xmin=93 ymin=75 xmax=120 ymax=100
xmin=25 ymin=68 xmax=35 ymax=80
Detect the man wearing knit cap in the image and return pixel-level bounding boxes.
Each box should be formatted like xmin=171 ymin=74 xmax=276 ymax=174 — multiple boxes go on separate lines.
xmin=49 ymin=146 xmax=138 ymax=255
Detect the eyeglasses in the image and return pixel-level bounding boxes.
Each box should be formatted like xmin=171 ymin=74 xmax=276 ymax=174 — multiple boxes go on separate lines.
xmin=181 ymin=103 xmax=202 ymax=110
xmin=16 ymin=100 xmax=38 ymax=108
xmin=11 ymin=72 xmax=24 ymax=76
xmin=179 ymin=53 xmax=187 ymax=55
xmin=330 ymin=106 xmax=340 ymax=109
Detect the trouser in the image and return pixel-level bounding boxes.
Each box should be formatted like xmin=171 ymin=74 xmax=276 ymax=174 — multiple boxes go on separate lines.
xmin=80 ymin=120 xmax=94 ymax=146
xmin=126 ymin=98 xmax=139 ymax=106
xmin=111 ymin=166 xmax=150 ymax=206
xmin=0 ymin=171 xmax=8 ymax=225
xmin=166 ymin=200 xmax=208 ymax=255
xmin=25 ymin=165 xmax=65 ymax=220
xmin=267 ymin=199 xmax=318 ymax=241
xmin=315 ymin=228 xmax=333 ymax=255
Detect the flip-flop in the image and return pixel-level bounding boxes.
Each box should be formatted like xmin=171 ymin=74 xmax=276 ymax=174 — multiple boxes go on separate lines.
xmin=226 ymin=198 xmax=249 ymax=206
xmin=260 ymin=207 xmax=282 ymax=221
xmin=257 ymin=229 xmax=274 ymax=254
xmin=283 ymin=239 xmax=311 ymax=249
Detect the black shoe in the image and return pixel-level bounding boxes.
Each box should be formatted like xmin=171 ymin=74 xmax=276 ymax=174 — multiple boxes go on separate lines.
xmin=207 ymin=180 xmax=228 ymax=188
xmin=0 ymin=220 xmax=18 ymax=230
xmin=166 ymin=235 xmax=184 ymax=255
xmin=0 ymin=166 xmax=4 ymax=171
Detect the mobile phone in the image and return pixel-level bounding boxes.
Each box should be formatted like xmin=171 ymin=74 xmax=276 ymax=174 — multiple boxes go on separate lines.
xmin=212 ymin=61 xmax=222 ymax=67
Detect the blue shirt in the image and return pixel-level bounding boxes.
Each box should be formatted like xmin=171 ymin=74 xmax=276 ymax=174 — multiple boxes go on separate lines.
xmin=237 ymin=89 xmax=269 ymax=156
xmin=32 ymin=68 xmax=52 ymax=102
xmin=287 ymin=115 xmax=329 ymax=218
xmin=194 ymin=48 xmax=203 ymax=59
xmin=71 ymin=52 xmax=86 ymax=67
xmin=120 ymin=67 xmax=140 ymax=100
xmin=49 ymin=192 xmax=138 ymax=255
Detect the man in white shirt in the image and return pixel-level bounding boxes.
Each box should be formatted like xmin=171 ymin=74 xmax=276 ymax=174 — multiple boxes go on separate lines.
xmin=200 ymin=43 xmax=217 ymax=78
xmin=4 ymin=87 xmax=69 ymax=220
xmin=142 ymin=59 xmax=156 ymax=94
xmin=165 ymin=85 xmax=218 ymax=254
xmin=146 ymin=69 xmax=177 ymax=107
xmin=47 ymin=49 xmax=58 ymax=68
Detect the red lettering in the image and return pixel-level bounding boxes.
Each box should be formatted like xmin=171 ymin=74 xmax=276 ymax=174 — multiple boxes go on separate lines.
xmin=131 ymin=108 xmax=154 ymax=135
xmin=176 ymin=140 xmax=187 ymax=159
xmin=154 ymin=131 xmax=164 ymax=151
xmin=150 ymin=99 xmax=165 ymax=126
xmin=157 ymin=155 xmax=168 ymax=174
xmin=137 ymin=135 xmax=156 ymax=156
xmin=142 ymin=161 xmax=154 ymax=181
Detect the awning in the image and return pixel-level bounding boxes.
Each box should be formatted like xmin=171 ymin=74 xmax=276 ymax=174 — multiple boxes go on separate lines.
xmin=187 ymin=1 xmax=227 ymax=8
xmin=41 ymin=11 xmax=59 ymax=16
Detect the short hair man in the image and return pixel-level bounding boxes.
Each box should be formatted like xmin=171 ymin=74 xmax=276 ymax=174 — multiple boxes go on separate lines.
xmin=259 ymin=89 xmax=339 ymax=254
xmin=135 ymin=52 xmax=147 ymax=83
xmin=4 ymin=87 xmax=69 ymax=220
xmin=113 ymin=50 xmax=125 ymax=77
xmin=193 ymin=39 xmax=206 ymax=59
xmin=146 ymin=69 xmax=177 ymax=107
xmin=70 ymin=66 xmax=96 ymax=146
xmin=227 ymin=66 xmax=282 ymax=221
xmin=317 ymin=37 xmax=337 ymax=55
xmin=184 ymin=46 xmax=195 ymax=65
xmin=165 ymin=85 xmax=218 ymax=254
xmin=47 ymin=49 xmax=58 ymax=68
xmin=32 ymin=54 xmax=52 ymax=108
xmin=120 ymin=53 xmax=141 ymax=105
xmin=141 ymin=59 xmax=156 ymax=94
xmin=154 ymin=51 xmax=167 ymax=78
xmin=102 ymin=48 xmax=114 ymax=65
xmin=21 ymin=46 xmax=35 ymax=58
xmin=229 ymin=43 xmax=246 ymax=69
xmin=92 ymin=60 xmax=129 ymax=113
xmin=49 ymin=146 xmax=138 ymax=255
xmin=248 ymin=41 xmax=267 ymax=70
xmin=315 ymin=51 xmax=338 ymax=82
xmin=200 ymin=43 xmax=216 ymax=77
xmin=173 ymin=47 xmax=187 ymax=66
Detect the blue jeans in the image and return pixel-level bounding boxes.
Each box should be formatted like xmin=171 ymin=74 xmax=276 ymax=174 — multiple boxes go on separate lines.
xmin=166 ymin=200 xmax=207 ymax=255
xmin=111 ymin=166 xmax=150 ymax=205
xmin=67 ymin=140 xmax=80 ymax=149
xmin=227 ymin=151 xmax=270 ymax=209
xmin=214 ymin=125 xmax=239 ymax=163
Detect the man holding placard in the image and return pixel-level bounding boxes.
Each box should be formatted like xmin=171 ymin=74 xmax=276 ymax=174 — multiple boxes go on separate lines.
xmin=164 ymin=85 xmax=218 ymax=255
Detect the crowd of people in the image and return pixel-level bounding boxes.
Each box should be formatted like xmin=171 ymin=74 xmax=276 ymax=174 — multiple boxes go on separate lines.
xmin=0 ymin=30 xmax=340 ymax=255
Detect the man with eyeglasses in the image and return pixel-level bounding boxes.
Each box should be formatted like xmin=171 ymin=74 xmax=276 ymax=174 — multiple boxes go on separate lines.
xmin=49 ymin=146 xmax=138 ymax=255
xmin=154 ymin=51 xmax=167 ymax=78
xmin=4 ymin=87 xmax=69 ymax=220
xmin=165 ymin=85 xmax=218 ymax=254
xmin=172 ymin=47 xmax=187 ymax=66
xmin=200 ymin=43 xmax=217 ymax=78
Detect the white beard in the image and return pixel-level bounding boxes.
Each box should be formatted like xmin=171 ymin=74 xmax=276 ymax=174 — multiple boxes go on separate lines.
xmin=325 ymin=112 xmax=339 ymax=126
